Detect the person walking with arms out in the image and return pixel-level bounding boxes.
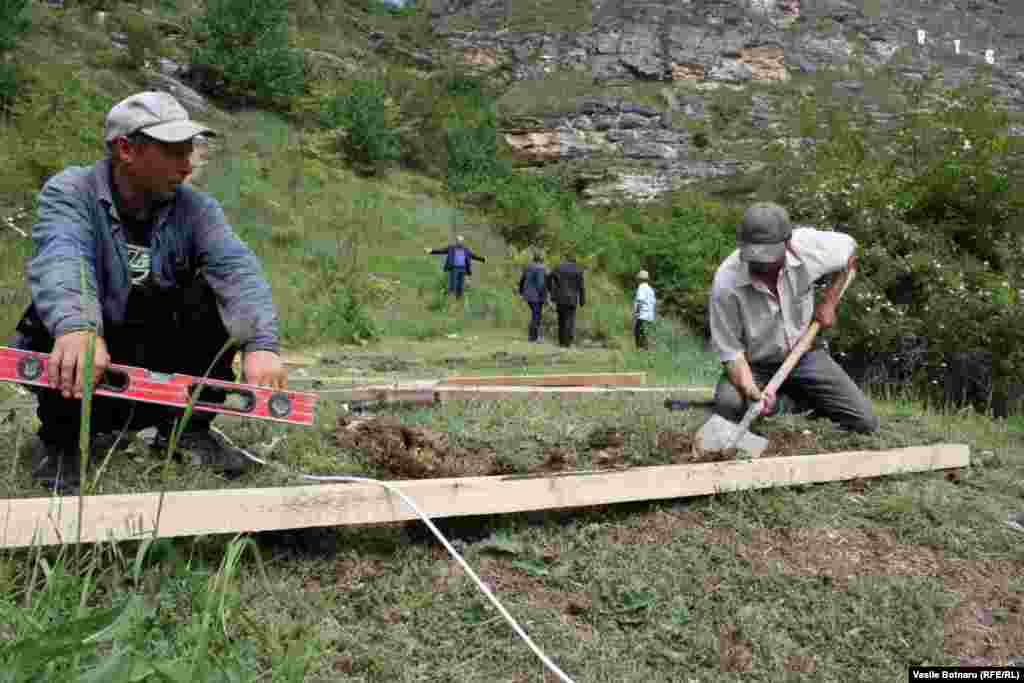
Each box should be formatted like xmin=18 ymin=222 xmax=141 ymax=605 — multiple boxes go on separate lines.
xmin=426 ymin=235 xmax=486 ymax=300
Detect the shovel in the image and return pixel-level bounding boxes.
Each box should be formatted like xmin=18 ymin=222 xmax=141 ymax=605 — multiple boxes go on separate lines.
xmin=693 ymin=268 xmax=856 ymax=459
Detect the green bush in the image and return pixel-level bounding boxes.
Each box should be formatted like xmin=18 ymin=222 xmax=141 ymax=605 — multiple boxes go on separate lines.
xmin=0 ymin=61 xmax=16 ymax=111
xmin=0 ymin=0 xmax=29 ymax=109
xmin=191 ymin=0 xmax=305 ymax=107
xmin=776 ymin=73 xmax=1024 ymax=395
xmin=0 ymin=0 xmax=29 ymax=54
xmin=445 ymin=99 xmax=508 ymax=192
xmin=628 ymin=202 xmax=739 ymax=332
xmin=279 ymin=246 xmax=379 ymax=346
xmin=320 ymin=79 xmax=401 ymax=174
xmin=117 ymin=13 xmax=160 ymax=71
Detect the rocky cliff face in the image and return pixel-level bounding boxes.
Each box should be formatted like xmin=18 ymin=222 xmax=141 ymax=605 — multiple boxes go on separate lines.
xmin=426 ymin=0 xmax=1024 ymax=203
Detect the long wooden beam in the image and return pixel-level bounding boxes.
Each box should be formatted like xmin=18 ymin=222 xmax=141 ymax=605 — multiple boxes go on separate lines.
xmin=316 ymin=384 xmax=712 ymax=404
xmin=0 ymin=444 xmax=968 ymax=549
xmin=437 ymin=372 xmax=646 ymax=387
xmin=434 ymin=385 xmax=711 ymax=402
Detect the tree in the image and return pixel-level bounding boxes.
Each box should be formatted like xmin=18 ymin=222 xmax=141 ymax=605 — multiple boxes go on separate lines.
xmin=0 ymin=0 xmax=30 ymax=109
xmin=191 ymin=0 xmax=305 ymax=107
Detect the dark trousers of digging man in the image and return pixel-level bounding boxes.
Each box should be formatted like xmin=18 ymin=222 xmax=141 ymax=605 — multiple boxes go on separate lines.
xmin=712 ymin=346 xmax=879 ymax=434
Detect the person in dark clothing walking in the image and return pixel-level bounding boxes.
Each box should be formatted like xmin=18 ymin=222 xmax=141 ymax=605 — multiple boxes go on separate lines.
xmin=547 ymin=256 xmax=585 ymax=348
xmin=426 ymin=235 xmax=486 ymax=299
xmin=518 ymin=252 xmax=547 ymax=342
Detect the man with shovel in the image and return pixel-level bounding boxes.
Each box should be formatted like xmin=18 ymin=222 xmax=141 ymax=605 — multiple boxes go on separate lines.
xmin=707 ymin=202 xmax=878 ymax=436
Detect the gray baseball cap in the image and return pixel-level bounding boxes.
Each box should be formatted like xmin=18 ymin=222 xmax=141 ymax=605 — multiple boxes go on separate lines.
xmin=105 ymin=92 xmax=216 ymax=144
xmin=737 ymin=202 xmax=792 ymax=263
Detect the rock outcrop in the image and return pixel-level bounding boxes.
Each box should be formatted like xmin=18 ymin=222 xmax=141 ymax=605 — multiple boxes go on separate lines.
xmin=428 ymin=0 xmax=1024 ymax=203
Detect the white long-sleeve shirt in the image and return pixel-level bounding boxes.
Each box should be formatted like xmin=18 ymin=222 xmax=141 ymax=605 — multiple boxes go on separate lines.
xmin=634 ymin=283 xmax=656 ymax=321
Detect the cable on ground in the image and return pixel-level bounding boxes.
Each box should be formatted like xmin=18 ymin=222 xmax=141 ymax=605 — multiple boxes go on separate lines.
xmin=209 ymin=425 xmax=578 ymax=683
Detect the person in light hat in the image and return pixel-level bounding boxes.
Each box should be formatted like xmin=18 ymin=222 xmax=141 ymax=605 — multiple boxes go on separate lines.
xmin=10 ymin=91 xmax=286 ymax=492
xmin=633 ymin=270 xmax=655 ymax=350
xmin=706 ymin=202 xmax=878 ymax=433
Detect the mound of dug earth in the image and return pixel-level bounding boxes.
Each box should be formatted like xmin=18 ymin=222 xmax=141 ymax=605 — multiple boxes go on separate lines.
xmin=334 ymin=416 xmax=503 ymax=479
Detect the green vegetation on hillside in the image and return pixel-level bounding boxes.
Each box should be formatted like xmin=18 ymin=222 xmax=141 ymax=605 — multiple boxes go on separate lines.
xmin=769 ymin=71 xmax=1024 ymax=404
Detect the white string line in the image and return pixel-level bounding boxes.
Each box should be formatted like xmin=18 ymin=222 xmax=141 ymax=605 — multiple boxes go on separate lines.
xmin=209 ymin=426 xmax=579 ymax=683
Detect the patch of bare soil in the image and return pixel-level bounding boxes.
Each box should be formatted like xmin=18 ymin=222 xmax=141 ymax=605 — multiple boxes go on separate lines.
xmin=334 ymin=557 xmax=388 ymax=590
xmin=540 ymin=446 xmax=579 ymax=471
xmin=334 ymin=416 xmax=504 ymax=478
xmin=784 ymin=654 xmax=818 ymax=673
xmin=659 ymin=427 xmax=821 ymax=463
xmin=719 ymin=624 xmax=755 ymax=672
xmin=470 ymin=556 xmax=596 ymax=640
xmin=759 ymin=428 xmax=820 ymax=458
xmin=726 ymin=527 xmax=1024 ymax=666
xmin=599 ymin=509 xmax=1023 ymax=666
xmin=604 ymin=509 xmax=703 ymax=546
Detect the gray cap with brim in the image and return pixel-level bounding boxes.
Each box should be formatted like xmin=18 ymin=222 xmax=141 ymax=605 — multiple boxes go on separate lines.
xmin=105 ymin=91 xmax=216 ymax=144
xmin=737 ymin=202 xmax=792 ymax=263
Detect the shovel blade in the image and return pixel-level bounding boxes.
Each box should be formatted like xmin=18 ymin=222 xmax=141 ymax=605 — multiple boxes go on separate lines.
xmin=693 ymin=414 xmax=768 ymax=459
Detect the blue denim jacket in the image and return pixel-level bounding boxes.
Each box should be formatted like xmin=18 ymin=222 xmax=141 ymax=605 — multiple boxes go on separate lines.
xmin=21 ymin=159 xmax=280 ymax=353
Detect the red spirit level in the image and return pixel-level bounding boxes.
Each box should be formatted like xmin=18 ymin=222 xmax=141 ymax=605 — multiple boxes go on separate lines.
xmin=0 ymin=346 xmax=317 ymax=426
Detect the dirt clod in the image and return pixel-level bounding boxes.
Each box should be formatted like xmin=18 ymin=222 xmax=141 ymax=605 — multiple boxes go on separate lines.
xmin=659 ymin=430 xmax=737 ymax=463
xmin=542 ymin=446 xmax=578 ymax=471
xmin=719 ymin=624 xmax=754 ymax=672
xmin=760 ymin=428 xmax=819 ymax=457
xmin=335 ymin=416 xmax=500 ymax=478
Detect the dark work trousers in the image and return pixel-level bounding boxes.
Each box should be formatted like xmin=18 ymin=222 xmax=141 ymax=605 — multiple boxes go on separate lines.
xmin=14 ymin=275 xmax=238 ymax=453
xmin=527 ymin=302 xmax=544 ymax=342
xmin=556 ymin=304 xmax=577 ymax=347
xmin=634 ymin=319 xmax=649 ymax=350
xmin=447 ymin=267 xmax=467 ymax=298
xmin=712 ymin=348 xmax=879 ymax=433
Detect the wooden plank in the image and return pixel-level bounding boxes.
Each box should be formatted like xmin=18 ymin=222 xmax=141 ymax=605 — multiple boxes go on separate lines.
xmin=314 ymin=384 xmax=710 ymax=404
xmin=0 ymin=444 xmax=968 ymax=549
xmin=290 ymin=376 xmax=442 ymax=388
xmin=336 ymin=386 xmax=437 ymax=404
xmin=438 ymin=372 xmax=646 ymax=387
xmin=434 ymin=385 xmax=711 ymax=402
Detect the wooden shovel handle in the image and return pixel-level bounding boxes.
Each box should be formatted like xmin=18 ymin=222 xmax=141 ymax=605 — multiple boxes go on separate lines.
xmin=763 ymin=267 xmax=857 ymax=397
xmin=725 ymin=267 xmax=857 ymax=453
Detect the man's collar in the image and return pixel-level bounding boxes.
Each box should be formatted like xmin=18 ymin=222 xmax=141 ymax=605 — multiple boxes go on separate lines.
xmin=97 ymin=158 xmax=118 ymax=220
